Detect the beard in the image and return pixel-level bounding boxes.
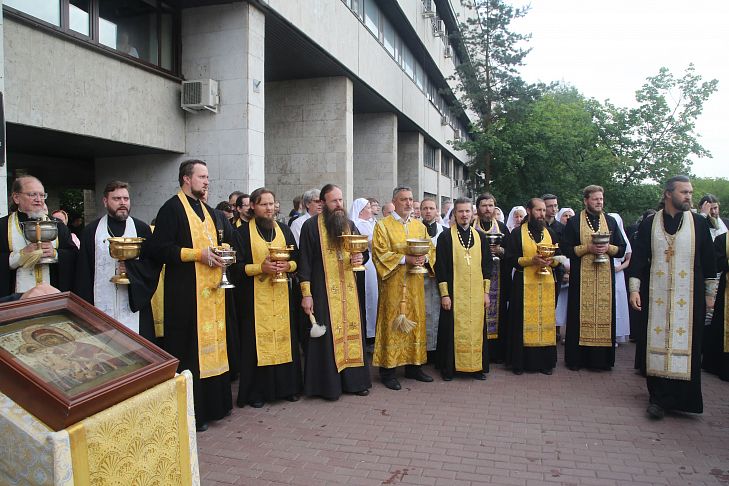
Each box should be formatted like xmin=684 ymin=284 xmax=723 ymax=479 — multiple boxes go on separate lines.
xmin=191 ymin=187 xmax=206 ymax=200
xmin=323 ymin=206 xmax=349 ymax=247
xmin=108 ymin=207 xmax=129 ymax=221
xmin=527 ymin=217 xmax=545 ymax=235
xmin=255 ymin=215 xmax=275 ymax=231
xmin=26 ymin=210 xmax=47 ymax=220
xmin=671 ymin=194 xmax=691 ymax=212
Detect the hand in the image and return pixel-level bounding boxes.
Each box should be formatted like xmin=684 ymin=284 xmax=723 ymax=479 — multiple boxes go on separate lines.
xmin=301 ymin=296 xmax=314 ymax=315
xmin=588 ymin=243 xmax=609 ymax=255
xmin=489 ymin=244 xmax=503 ymax=256
xmin=562 ymin=273 xmax=570 ymax=283
xmin=629 ymin=291 xmax=642 ymax=311
xmin=699 ymin=200 xmax=711 ymax=216
xmin=21 ymin=242 xmax=42 ymax=255
xmin=706 ymin=296 xmax=715 ymax=310
xmin=441 ymin=296 xmax=452 ymax=311
xmin=406 ymin=254 xmax=425 ymax=266
xmin=40 ymin=243 xmax=56 ymax=259
xmin=484 ymin=293 xmax=490 ymax=309
xmin=200 ymin=247 xmax=225 ymax=268
xmin=350 ymin=252 xmax=364 ymax=267
xmin=532 ymin=255 xmax=551 ymax=267
xmin=261 ymin=257 xmax=279 ymax=274
xmin=117 ymin=261 xmax=126 ymax=274
xmin=278 ymin=261 xmax=292 ymax=273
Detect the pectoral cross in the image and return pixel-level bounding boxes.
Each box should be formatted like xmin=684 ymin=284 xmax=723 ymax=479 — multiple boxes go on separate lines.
xmin=465 ymin=250 xmax=472 ymax=266
xmin=664 ymin=247 xmax=674 ymax=262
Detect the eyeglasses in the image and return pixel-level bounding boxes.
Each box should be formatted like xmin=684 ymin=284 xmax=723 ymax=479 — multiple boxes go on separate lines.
xmin=20 ymin=192 xmax=48 ymax=200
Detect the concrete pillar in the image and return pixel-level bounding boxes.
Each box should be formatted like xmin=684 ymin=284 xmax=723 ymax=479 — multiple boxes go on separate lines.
xmin=397 ymin=132 xmax=423 ymax=198
xmin=0 ymin=8 xmax=6 ymax=215
xmin=265 ymin=76 xmax=353 ymax=210
xmin=353 ymin=113 xmax=397 ymax=206
xmin=94 ymin=2 xmax=266 ymax=223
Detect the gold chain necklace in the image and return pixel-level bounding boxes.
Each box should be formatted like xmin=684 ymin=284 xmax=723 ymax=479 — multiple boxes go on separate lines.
xmin=456 ymin=226 xmax=473 ymax=265
xmin=526 ymin=227 xmax=543 ymax=242
xmin=585 ymin=211 xmax=601 ymax=233
xmin=660 ymin=211 xmax=683 ymax=262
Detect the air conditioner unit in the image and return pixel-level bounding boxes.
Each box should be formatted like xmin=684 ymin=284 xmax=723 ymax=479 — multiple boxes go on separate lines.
xmin=440 ymin=115 xmax=448 ymax=126
xmin=444 ymin=44 xmax=453 ymax=58
xmin=181 ymin=79 xmax=219 ymax=113
xmin=422 ymin=0 xmax=435 ymax=18
xmin=432 ymin=18 xmax=445 ymax=37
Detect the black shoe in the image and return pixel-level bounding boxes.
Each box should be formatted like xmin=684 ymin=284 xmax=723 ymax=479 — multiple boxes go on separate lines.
xmin=441 ymin=373 xmax=453 ymax=381
xmin=513 ymin=369 xmax=524 ymax=375
xmin=567 ymin=365 xmax=580 ymax=371
xmin=286 ymin=394 xmax=300 ymax=402
xmin=540 ymin=368 xmax=553 ymax=375
xmin=354 ymin=389 xmax=370 ymax=396
xmin=472 ymin=372 xmax=487 ymax=380
xmin=323 ymin=396 xmax=339 ymax=402
xmin=382 ymin=377 xmax=401 ymax=390
xmin=647 ymin=403 xmax=665 ymax=420
xmin=404 ymin=368 xmax=434 ymax=382
xmin=250 ymin=400 xmax=265 ymax=408
xmin=196 ymin=421 xmax=208 ymax=432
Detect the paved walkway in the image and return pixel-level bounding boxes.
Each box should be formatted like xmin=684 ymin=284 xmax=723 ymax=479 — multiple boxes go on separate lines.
xmin=197 ymin=344 xmax=729 ymax=485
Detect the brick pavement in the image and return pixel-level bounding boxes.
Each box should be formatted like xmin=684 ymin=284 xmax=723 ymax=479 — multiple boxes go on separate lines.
xmin=197 ymin=344 xmax=729 ymax=485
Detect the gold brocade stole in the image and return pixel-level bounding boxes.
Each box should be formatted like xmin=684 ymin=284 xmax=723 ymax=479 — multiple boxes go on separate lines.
xmin=249 ymin=218 xmax=293 ymax=366
xmin=474 ymin=219 xmax=501 ymax=339
xmin=520 ymin=224 xmax=556 ymax=347
xmin=452 ymin=226 xmax=485 ymax=372
xmin=725 ymin=235 xmax=729 ymax=353
xmin=578 ymin=211 xmax=613 ymax=347
xmin=646 ymin=210 xmax=694 ymax=380
xmin=8 ymin=212 xmax=58 ymax=286
xmin=318 ymin=217 xmax=364 ymax=372
xmin=149 ymin=225 xmax=165 ymax=338
xmin=177 ymin=192 xmax=228 ymax=378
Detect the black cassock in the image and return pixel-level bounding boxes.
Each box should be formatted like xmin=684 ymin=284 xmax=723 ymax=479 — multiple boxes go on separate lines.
xmin=434 ymin=225 xmax=492 ymax=377
xmin=703 ymin=232 xmax=729 ymax=381
xmin=235 ymin=220 xmax=303 ymax=406
xmin=561 ymin=212 xmax=626 ymax=370
xmin=0 ymin=212 xmax=77 ymax=298
xmin=144 ymin=194 xmax=244 ymax=423
xmin=74 ymin=216 xmax=156 ymax=342
xmin=297 ymin=215 xmax=372 ymax=399
xmin=628 ymin=211 xmax=715 ymax=413
xmin=504 ymin=225 xmax=559 ymax=372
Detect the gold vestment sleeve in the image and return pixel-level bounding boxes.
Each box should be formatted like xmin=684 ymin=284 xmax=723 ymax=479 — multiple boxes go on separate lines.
xmin=628 ymin=277 xmax=641 ymax=293
xmin=518 ymin=256 xmax=532 ymax=267
xmin=438 ymin=281 xmax=449 ymax=297
xmin=288 ymin=261 xmax=298 ymax=273
xmin=607 ymin=244 xmax=619 ymax=257
xmin=483 ymin=279 xmax=491 ymax=292
xmin=180 ymin=248 xmax=201 ymax=262
xmin=300 ymin=281 xmax=312 ymax=297
xmin=245 ymin=263 xmax=262 ymax=276
xmin=574 ymin=245 xmax=588 ymax=257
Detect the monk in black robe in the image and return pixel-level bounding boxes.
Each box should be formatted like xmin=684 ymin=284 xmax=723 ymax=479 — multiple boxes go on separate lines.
xmin=236 ymin=187 xmax=302 ymax=408
xmin=144 ymin=160 xmax=244 ymax=431
xmin=1 ymin=176 xmax=77 ymax=298
xmin=504 ymin=198 xmax=559 ymax=375
xmin=562 ymin=186 xmax=626 ymax=371
xmin=628 ymin=176 xmax=716 ymax=419
xmin=298 ymin=185 xmax=371 ymax=400
xmin=436 ymin=198 xmax=492 ymax=380
xmin=703 ymin=232 xmax=728 ymax=380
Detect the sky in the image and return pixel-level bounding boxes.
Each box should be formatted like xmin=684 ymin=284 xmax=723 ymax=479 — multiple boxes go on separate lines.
xmin=505 ymin=0 xmax=728 ymax=179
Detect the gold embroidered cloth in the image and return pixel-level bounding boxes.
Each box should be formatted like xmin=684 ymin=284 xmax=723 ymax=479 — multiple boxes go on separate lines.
xmin=520 ymin=224 xmax=556 ymax=347
xmin=177 ymin=192 xmax=228 ymax=378
xmin=577 ymin=211 xmax=613 ymax=346
xmin=249 ymin=218 xmax=293 ymax=366
xmin=372 ymin=216 xmax=434 ymax=367
xmin=474 ymin=219 xmax=502 ymax=339
xmin=646 ymin=210 xmax=694 ymax=380
xmin=318 ymin=217 xmax=364 ymax=372
xmin=0 ymin=371 xmax=199 ymax=486
xmin=452 ymin=226 xmax=485 ymax=372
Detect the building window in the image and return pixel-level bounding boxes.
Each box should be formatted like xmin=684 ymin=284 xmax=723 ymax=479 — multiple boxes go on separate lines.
xmin=383 ymin=18 xmax=395 ymax=56
xmin=4 ymin=0 xmax=179 ymax=74
xmin=363 ymin=0 xmax=380 ymax=36
xmin=424 ymin=144 xmax=437 ymax=171
xmin=441 ymin=156 xmax=451 ymax=178
xmin=402 ymin=46 xmax=415 ymax=79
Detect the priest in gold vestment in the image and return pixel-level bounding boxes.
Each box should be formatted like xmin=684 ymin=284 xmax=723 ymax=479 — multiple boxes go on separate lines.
xmin=435 ymin=198 xmax=492 ymax=381
xmin=504 ymin=198 xmax=560 ymax=375
xmin=298 ymin=184 xmax=372 ymax=400
xmin=372 ymin=187 xmax=436 ymax=390
xmin=236 ymin=187 xmax=302 ymax=409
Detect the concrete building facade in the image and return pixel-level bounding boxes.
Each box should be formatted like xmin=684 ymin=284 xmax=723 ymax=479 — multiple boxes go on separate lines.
xmin=1 ymin=0 xmax=472 ymax=221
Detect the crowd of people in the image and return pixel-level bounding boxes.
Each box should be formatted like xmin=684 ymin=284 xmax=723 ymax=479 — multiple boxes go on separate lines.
xmin=2 ymin=164 xmax=728 ymax=432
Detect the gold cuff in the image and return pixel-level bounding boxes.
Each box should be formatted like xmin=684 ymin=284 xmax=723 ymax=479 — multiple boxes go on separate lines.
xmin=438 ymin=282 xmax=449 ymax=297
xmin=300 ymin=281 xmax=312 ymax=297
xmin=288 ymin=261 xmax=298 ymax=273
xmin=245 ymin=263 xmax=262 ymax=276
xmin=518 ymin=256 xmax=532 ymax=267
xmin=628 ymin=277 xmax=641 ymax=293
xmin=607 ymin=244 xmax=619 ymax=257
xmin=574 ymin=245 xmax=588 ymax=257
xmin=483 ymin=279 xmax=491 ymax=292
xmin=180 ymin=248 xmax=201 ymax=262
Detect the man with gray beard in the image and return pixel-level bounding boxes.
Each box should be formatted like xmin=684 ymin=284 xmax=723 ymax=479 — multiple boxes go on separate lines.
xmin=1 ymin=175 xmax=77 ymax=298
xmin=298 ymin=184 xmax=372 ymax=400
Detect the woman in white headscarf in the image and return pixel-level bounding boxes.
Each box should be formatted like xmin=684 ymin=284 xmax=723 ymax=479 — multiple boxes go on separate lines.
xmin=494 ymin=207 xmax=505 ymax=224
xmin=608 ymin=212 xmax=632 ymax=345
xmin=506 ymin=206 xmax=526 ymax=232
xmin=351 ymin=198 xmax=378 ymax=343
xmin=556 ymin=207 xmax=575 ymax=226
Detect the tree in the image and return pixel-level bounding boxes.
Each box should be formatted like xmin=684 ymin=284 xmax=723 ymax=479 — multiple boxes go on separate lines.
xmin=451 ymin=0 xmax=533 ymax=193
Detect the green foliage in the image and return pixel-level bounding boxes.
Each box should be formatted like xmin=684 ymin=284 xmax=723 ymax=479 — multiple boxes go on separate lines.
xmin=692 ymin=178 xmax=729 ymax=207
xmin=59 ymin=189 xmax=84 ymax=218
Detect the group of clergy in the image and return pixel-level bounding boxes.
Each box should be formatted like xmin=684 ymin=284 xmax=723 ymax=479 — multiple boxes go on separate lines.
xmin=2 ymin=168 xmax=727 ymax=427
